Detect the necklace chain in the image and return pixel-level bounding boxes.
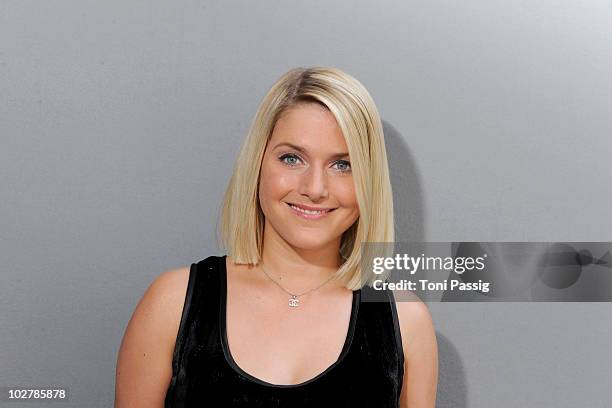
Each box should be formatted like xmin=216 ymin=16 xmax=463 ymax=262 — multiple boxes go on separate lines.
xmin=259 ymin=263 xmax=337 ymax=299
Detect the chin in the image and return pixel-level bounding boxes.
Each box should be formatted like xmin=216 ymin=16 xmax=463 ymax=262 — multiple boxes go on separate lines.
xmin=284 ymin=233 xmax=337 ymax=251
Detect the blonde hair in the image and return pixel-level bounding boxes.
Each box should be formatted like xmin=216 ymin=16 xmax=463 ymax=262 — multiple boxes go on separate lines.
xmin=218 ymin=67 xmax=394 ymax=289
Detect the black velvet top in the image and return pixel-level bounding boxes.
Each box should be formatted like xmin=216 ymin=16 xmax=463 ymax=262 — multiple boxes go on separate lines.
xmin=164 ymin=255 xmax=404 ymax=407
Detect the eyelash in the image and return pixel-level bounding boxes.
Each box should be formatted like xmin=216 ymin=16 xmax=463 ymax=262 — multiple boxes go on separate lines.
xmin=278 ymin=153 xmax=352 ymax=173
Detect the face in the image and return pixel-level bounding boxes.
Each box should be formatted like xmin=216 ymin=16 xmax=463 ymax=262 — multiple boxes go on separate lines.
xmin=258 ymin=102 xmax=360 ymax=252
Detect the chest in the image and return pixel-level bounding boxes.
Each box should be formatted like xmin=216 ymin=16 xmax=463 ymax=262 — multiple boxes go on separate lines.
xmin=225 ymin=281 xmax=355 ymax=386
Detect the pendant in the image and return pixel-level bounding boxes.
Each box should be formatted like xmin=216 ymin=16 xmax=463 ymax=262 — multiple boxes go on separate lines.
xmin=289 ymin=295 xmax=300 ymax=308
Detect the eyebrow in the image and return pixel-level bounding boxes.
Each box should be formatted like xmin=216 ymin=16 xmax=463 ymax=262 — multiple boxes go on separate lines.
xmin=272 ymin=142 xmax=350 ymax=159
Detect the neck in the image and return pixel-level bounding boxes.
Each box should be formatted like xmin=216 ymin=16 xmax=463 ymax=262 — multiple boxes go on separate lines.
xmin=259 ymin=222 xmax=345 ymax=291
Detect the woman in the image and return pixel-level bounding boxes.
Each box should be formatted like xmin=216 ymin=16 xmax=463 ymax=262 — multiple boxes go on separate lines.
xmin=115 ymin=67 xmax=438 ymax=407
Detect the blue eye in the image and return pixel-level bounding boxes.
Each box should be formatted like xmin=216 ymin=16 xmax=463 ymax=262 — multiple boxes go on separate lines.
xmin=279 ymin=153 xmax=302 ymax=166
xmin=279 ymin=154 xmax=351 ymax=173
xmin=333 ymin=160 xmax=352 ymax=173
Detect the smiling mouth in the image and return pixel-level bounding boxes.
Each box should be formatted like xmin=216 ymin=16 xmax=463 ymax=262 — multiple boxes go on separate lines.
xmin=285 ymin=202 xmax=336 ymax=219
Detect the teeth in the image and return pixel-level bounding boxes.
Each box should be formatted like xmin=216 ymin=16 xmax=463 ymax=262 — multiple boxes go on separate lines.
xmin=289 ymin=204 xmax=328 ymax=215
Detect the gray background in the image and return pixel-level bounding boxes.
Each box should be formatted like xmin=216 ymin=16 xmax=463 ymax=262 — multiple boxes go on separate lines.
xmin=2 ymin=1 xmax=611 ymax=407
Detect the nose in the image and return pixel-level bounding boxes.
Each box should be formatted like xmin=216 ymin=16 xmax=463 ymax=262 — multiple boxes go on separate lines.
xmin=297 ymin=165 xmax=329 ymax=202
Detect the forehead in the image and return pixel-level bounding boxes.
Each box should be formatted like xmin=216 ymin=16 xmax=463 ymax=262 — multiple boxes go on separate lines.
xmin=270 ymin=103 xmax=348 ymax=153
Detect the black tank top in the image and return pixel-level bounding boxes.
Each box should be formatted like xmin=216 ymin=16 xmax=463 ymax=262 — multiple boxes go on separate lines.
xmin=164 ymin=255 xmax=404 ymax=407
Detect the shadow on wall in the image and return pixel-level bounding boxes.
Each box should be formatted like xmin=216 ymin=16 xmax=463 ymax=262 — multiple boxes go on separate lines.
xmin=383 ymin=121 xmax=467 ymax=407
xmin=382 ymin=121 xmax=424 ymax=242
xmin=436 ymin=333 xmax=468 ymax=408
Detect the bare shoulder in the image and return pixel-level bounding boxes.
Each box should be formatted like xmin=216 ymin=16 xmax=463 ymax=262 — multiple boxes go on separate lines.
xmin=115 ymin=266 xmax=191 ymax=407
xmin=393 ymin=291 xmax=438 ymax=408
xmin=393 ymin=291 xmax=437 ymax=354
xmin=147 ymin=266 xmax=191 ymax=315
xmin=128 ymin=266 xmax=191 ymax=338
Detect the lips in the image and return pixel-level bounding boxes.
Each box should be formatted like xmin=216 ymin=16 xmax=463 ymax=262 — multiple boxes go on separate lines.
xmin=285 ymin=202 xmax=336 ymax=219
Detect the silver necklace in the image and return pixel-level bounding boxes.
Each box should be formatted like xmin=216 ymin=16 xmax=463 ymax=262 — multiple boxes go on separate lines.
xmin=259 ymin=263 xmax=337 ymax=308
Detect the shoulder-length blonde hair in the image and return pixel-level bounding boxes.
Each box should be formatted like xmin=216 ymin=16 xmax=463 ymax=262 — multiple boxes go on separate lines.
xmin=218 ymin=67 xmax=394 ymax=290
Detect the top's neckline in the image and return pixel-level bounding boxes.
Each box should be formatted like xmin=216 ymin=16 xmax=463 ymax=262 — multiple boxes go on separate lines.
xmin=218 ymin=255 xmax=361 ymax=388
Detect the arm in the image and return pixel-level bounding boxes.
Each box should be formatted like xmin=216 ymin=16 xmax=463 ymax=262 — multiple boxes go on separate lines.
xmin=395 ymin=293 xmax=439 ymax=408
xmin=114 ymin=267 xmax=190 ymax=408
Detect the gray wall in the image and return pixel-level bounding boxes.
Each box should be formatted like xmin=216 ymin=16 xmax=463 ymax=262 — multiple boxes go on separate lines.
xmin=2 ymin=1 xmax=611 ymax=407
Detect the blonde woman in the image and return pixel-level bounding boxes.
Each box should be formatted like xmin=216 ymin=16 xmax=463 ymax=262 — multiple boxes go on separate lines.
xmin=115 ymin=67 xmax=438 ymax=407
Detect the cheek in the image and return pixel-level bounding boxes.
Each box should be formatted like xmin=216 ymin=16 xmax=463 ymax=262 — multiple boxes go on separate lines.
xmin=334 ymin=180 xmax=358 ymax=210
xmin=259 ymin=162 xmax=295 ymax=202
